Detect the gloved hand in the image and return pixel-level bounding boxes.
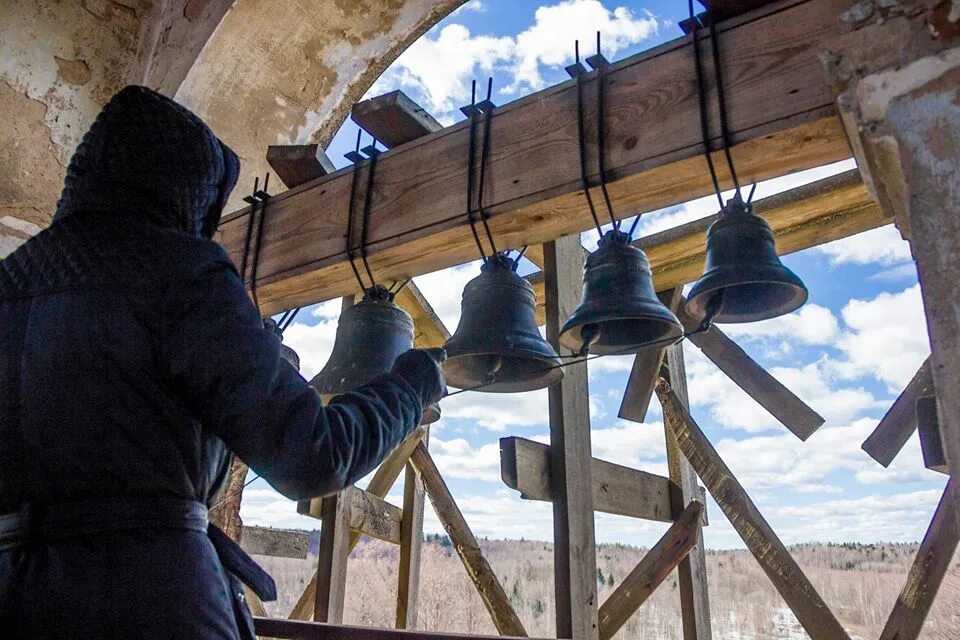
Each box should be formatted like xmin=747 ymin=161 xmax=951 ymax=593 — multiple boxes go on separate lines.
xmin=391 ymin=348 xmax=447 ymax=407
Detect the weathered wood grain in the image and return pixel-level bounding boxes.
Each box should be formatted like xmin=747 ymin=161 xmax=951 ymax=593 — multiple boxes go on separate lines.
xmin=397 ymin=432 xmax=428 ymax=629
xmin=313 ymin=490 xmax=351 ymax=623
xmin=240 ymin=526 xmax=310 ymax=559
xmin=862 ymin=358 xmax=933 ymax=467
xmin=656 ymin=378 xmax=850 ymax=640
xmin=917 ymin=396 xmax=949 ymax=475
xmin=352 ymin=90 xmax=443 ymax=149
xmin=410 ymin=443 xmax=528 ymax=637
xmin=597 ymin=502 xmax=705 ymax=640
xmin=266 ymin=144 xmax=336 ymax=189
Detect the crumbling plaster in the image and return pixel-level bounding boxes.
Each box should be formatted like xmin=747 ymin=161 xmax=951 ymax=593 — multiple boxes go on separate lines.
xmin=176 ymin=0 xmax=465 ymax=211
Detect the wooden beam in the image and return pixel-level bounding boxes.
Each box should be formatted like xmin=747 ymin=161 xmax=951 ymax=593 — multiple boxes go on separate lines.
xmin=677 ymin=303 xmax=825 ymax=440
xmin=289 ymin=427 xmax=427 ymax=621
xmin=352 ymin=90 xmax=443 ymax=149
xmin=266 ymin=144 xmax=336 ymax=189
xmin=240 ymin=526 xmax=310 ymax=559
xmin=656 ymin=378 xmax=850 ymax=640
xmin=597 ymin=502 xmax=705 ymax=640
xmin=217 ymin=0 xmax=860 ymax=315
xmin=500 ymin=436 xmax=707 ymax=524
xmin=346 ymin=487 xmax=403 ymax=544
xmin=530 ymin=170 xmax=880 ymax=322
xmin=410 ymin=443 xmax=528 ymax=637
xmin=661 ymin=346 xmax=712 ymax=640
xmin=862 ymin=358 xmax=933 ymax=467
xmin=314 ymin=490 xmax=351 ymax=623
xmin=255 ymin=618 xmax=549 ymax=640
xmin=396 ymin=454 xmax=427 ymax=628
xmin=544 ymin=235 xmax=599 ymax=640
xmin=879 ymin=479 xmax=959 ymax=640
xmin=394 ymin=281 xmax=450 ymax=348
xmin=917 ymin=396 xmax=949 ymax=475
xmin=618 ymin=289 xmax=682 ymax=423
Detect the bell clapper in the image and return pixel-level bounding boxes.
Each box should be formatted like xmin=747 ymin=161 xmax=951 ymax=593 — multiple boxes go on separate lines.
xmin=577 ymin=323 xmax=601 ymax=357
xmin=485 ymin=355 xmax=503 ymax=384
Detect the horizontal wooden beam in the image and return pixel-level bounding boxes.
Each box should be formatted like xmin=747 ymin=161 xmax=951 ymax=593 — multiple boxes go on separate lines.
xmin=499 ymin=436 xmax=707 ymax=525
xmin=597 ymin=501 xmax=705 ymax=640
xmin=352 ymin=90 xmax=443 ymax=149
xmin=255 ymin=618 xmax=546 ymax=640
xmin=297 ymin=487 xmax=402 ymax=544
xmin=655 ymin=379 xmax=850 ymax=640
xmin=266 ymin=144 xmax=336 ymax=189
xmin=218 ymin=0 xmax=859 ymax=315
xmin=240 ymin=526 xmax=309 ymax=559
xmin=862 ymin=358 xmax=933 ymax=467
xmin=411 ymin=443 xmax=528 ymax=637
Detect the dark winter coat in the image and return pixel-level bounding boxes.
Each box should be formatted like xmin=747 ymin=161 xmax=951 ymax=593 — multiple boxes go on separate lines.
xmin=0 ymin=86 xmax=425 ymax=639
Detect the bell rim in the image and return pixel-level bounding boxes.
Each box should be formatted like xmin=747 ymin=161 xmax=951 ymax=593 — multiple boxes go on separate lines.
xmin=686 ymin=270 xmax=809 ymax=324
xmin=442 ymin=350 xmax=565 ymax=393
xmin=558 ymin=314 xmax=684 ymax=355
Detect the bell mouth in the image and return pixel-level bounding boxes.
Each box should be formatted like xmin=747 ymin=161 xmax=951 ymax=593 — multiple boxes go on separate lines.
xmin=560 ymin=316 xmax=683 ymax=356
xmin=686 ymin=266 xmax=808 ymax=324
xmin=443 ymin=351 xmax=564 ymax=393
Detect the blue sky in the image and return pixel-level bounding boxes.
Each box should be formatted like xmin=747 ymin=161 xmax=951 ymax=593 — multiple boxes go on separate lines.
xmin=241 ymin=0 xmax=946 ymax=549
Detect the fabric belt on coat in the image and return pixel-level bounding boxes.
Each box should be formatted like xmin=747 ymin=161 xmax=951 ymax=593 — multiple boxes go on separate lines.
xmin=0 ymin=496 xmax=276 ymax=601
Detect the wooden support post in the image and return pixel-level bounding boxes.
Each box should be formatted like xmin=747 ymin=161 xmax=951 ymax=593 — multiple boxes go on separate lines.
xmin=879 ymin=479 xmax=959 ymax=640
xmin=289 ymin=427 xmax=426 ymax=621
xmin=544 ymin=235 xmax=599 ymax=640
xmin=396 ymin=431 xmax=428 ymax=629
xmin=500 ymin=436 xmax=707 ymax=524
xmin=862 ymin=358 xmax=933 ymax=467
xmin=656 ymin=378 xmax=850 ymax=640
xmin=410 ymin=443 xmax=527 ymax=637
xmin=597 ymin=501 xmax=705 ymax=640
xmin=619 ymin=289 xmax=681 ymax=423
xmin=314 ymin=491 xmax=352 ymax=623
xmin=661 ymin=346 xmax=712 ymax=640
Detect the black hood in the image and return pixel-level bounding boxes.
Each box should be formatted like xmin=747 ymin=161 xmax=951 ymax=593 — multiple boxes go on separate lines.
xmin=53 ymin=86 xmax=240 ymax=238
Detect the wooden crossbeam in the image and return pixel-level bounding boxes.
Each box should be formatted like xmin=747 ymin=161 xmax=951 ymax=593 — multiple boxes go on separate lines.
xmin=655 ymin=379 xmax=850 ymax=640
xmin=297 ymin=487 xmax=403 ymax=544
xmin=597 ymin=502 xmax=705 ymax=640
xmin=240 ymin=526 xmax=310 ymax=559
xmin=218 ymin=0 xmax=864 ymax=315
xmin=410 ymin=443 xmax=528 ymax=637
xmin=619 ymin=289 xmax=682 ymax=423
xmin=394 ymin=282 xmax=450 ymax=348
xmin=862 ymin=358 xmax=933 ymax=467
xmin=266 ymin=144 xmax=336 ymax=189
xmin=500 ymin=436 xmax=707 ymax=524
xmin=352 ymin=90 xmax=443 ymax=149
xmin=916 ymin=396 xmax=949 ymax=475
xmin=289 ymin=427 xmax=426 ymax=621
xmin=879 ymin=479 xmax=959 ymax=640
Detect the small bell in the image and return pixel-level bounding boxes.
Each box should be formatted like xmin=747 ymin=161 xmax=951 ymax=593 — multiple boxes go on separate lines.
xmin=560 ymin=230 xmax=683 ymax=356
xmin=686 ymin=195 xmax=808 ymax=324
xmin=311 ymin=286 xmax=438 ymax=425
xmin=443 ymin=255 xmax=563 ymax=393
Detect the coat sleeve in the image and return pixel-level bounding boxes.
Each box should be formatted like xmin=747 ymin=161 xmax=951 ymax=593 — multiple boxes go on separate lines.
xmin=159 ymin=248 xmax=424 ymax=501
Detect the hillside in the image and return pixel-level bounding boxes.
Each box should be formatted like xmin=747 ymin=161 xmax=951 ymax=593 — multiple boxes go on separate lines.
xmin=255 ymin=536 xmax=960 ymax=639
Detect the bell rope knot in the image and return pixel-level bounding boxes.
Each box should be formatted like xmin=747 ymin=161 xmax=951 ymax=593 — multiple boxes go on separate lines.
xmin=363 ymin=284 xmax=395 ymax=303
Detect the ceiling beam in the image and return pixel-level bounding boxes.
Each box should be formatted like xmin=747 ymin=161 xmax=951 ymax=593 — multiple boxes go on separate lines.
xmin=218 ymin=0 xmax=858 ymax=315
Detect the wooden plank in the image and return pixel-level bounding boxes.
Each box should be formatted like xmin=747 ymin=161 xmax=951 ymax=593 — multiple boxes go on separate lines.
xmin=662 ymin=346 xmax=713 ymax=640
xmin=217 ymin=0 xmax=861 ymax=315
xmin=351 ymin=90 xmax=443 ymax=149
xmin=348 ymin=488 xmax=403 ymax=544
xmin=500 ymin=436 xmax=706 ymax=524
xmin=676 ymin=302 xmax=825 ymax=440
xmin=255 ymin=618 xmax=549 ymax=640
xmin=410 ymin=443 xmax=528 ymax=637
xmin=266 ymin=144 xmax=336 ymax=189
xmin=396 ymin=456 xmax=427 ymax=628
xmin=917 ymin=396 xmax=949 ymax=475
xmin=862 ymin=358 xmax=933 ymax=467
xmin=544 ymin=235 xmax=599 ymax=640
xmin=597 ymin=502 xmax=705 ymax=640
xmin=394 ymin=281 xmax=450 ymax=348
xmin=879 ymin=479 xmax=959 ymax=640
xmin=618 ymin=289 xmax=682 ymax=423
xmin=240 ymin=526 xmax=310 ymax=559
xmin=530 ymin=170 xmax=881 ymax=322
xmin=289 ymin=427 xmax=426 ymax=621
xmin=656 ymin=377 xmax=850 ymax=640
xmin=313 ymin=490 xmax=351 ymax=623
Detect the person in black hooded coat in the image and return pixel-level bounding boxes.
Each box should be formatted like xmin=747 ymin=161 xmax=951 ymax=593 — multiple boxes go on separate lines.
xmin=0 ymin=86 xmax=444 ymax=639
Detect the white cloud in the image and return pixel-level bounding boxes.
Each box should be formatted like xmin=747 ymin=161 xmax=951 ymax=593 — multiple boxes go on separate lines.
xmin=280 ymin=300 xmax=342 ymax=381
xmin=413 ymin=262 xmax=481 ymax=333
xmin=440 ymin=387 xmax=550 ymax=431
xmin=430 ymin=436 xmax=503 ymax=480
xmin=588 ymin=419 xmax=667 ymax=470
xmin=815 ymin=225 xmax=913 ymax=266
xmin=239 ymin=487 xmax=319 ymax=530
xmin=506 ymin=1 xmax=658 ymax=93
xmin=830 ymin=284 xmax=929 ymax=392
xmin=722 ymin=304 xmax=840 ymax=346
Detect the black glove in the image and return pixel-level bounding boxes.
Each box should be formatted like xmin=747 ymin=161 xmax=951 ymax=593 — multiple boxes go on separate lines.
xmin=391 ymin=348 xmax=447 ymax=407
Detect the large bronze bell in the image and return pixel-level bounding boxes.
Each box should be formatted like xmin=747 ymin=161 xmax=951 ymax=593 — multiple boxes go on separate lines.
xmin=686 ymin=196 xmax=808 ymax=324
xmin=443 ymin=255 xmax=563 ymax=393
xmin=310 ymin=286 xmax=440 ymax=424
xmin=560 ymin=230 xmax=683 ymax=356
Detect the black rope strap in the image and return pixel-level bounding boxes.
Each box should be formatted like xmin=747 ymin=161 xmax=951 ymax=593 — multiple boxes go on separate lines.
xmin=573 ymin=44 xmax=605 ymax=239
xmin=594 ymin=51 xmax=617 ymax=231
xmin=464 ymin=82 xmax=490 ymax=262
xmin=345 ymin=130 xmax=372 ymax=291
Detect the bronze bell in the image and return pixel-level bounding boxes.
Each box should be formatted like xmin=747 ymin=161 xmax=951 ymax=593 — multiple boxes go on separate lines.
xmin=686 ymin=195 xmax=808 ymax=324
xmin=310 ymin=286 xmax=440 ymax=424
xmin=443 ymin=255 xmax=564 ymax=393
xmin=560 ymin=230 xmax=683 ymax=356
